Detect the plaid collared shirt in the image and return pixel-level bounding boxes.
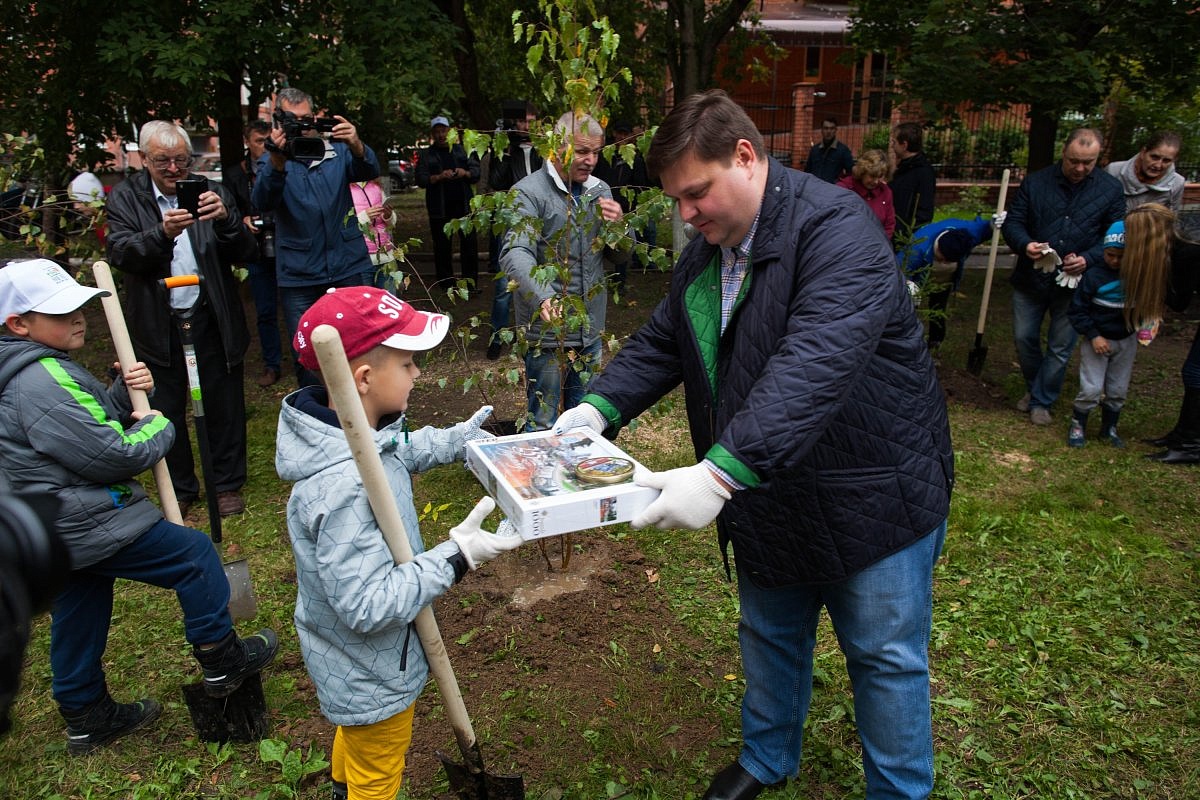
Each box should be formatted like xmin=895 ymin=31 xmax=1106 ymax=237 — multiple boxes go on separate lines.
xmin=719 ymin=212 xmax=760 ymax=334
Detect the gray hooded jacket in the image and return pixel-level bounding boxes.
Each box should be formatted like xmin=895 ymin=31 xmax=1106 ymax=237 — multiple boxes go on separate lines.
xmin=275 ymin=387 xmax=470 ymax=726
xmin=0 ymin=336 xmax=174 ymax=567
xmin=1106 ymin=157 xmax=1186 ymax=211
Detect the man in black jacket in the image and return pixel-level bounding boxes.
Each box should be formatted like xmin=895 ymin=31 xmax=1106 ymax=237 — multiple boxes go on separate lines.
xmin=890 ymin=121 xmax=936 ymax=243
xmin=1001 ymin=128 xmax=1124 ymax=425
xmin=106 ymin=121 xmax=257 ymax=517
xmin=416 ymin=116 xmax=480 ymax=287
xmin=553 ymin=91 xmax=952 ymax=800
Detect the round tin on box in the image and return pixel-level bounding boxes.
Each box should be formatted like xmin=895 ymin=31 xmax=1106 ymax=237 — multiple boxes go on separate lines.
xmin=574 ymin=456 xmax=635 ymax=486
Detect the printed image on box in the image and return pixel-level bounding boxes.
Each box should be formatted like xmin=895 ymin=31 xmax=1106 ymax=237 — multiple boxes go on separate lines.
xmin=465 ymin=429 xmax=660 ymax=541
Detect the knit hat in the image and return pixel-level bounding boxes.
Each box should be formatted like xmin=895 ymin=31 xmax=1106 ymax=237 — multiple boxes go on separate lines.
xmin=1104 ymin=220 xmax=1125 ymax=249
xmin=293 ymin=287 xmax=449 ymax=370
xmin=933 ymin=228 xmax=977 ymax=263
xmin=0 ymin=259 xmax=110 ymax=319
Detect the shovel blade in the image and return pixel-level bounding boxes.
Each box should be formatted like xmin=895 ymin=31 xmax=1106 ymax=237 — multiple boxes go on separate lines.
xmin=224 ymin=558 xmax=258 ymax=622
xmin=438 ymin=750 xmax=525 ymax=800
xmin=966 ymin=343 xmax=988 ymax=375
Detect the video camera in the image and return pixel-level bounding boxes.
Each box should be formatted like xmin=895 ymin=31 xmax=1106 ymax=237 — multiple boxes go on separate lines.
xmin=268 ymin=109 xmax=338 ymax=160
xmin=0 ymin=484 xmax=70 ymax=737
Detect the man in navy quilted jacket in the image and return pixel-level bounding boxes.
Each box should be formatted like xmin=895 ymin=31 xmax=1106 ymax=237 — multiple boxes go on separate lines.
xmin=554 ymin=90 xmax=953 ymax=800
xmin=1001 ymin=129 xmax=1125 ymax=426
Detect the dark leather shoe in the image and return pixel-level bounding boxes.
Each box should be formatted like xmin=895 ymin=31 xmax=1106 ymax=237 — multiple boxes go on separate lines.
xmin=257 ymin=367 xmax=280 ymax=387
xmin=217 ymin=491 xmax=245 ymax=517
xmin=1146 ymin=447 xmax=1200 ymax=465
xmin=703 ymin=762 xmax=783 ymax=800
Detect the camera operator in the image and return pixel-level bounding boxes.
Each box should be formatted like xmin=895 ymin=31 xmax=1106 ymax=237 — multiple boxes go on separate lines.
xmin=0 ymin=478 xmax=70 ymax=739
xmin=224 ymin=119 xmax=283 ymax=387
xmin=251 ymin=87 xmax=380 ymax=387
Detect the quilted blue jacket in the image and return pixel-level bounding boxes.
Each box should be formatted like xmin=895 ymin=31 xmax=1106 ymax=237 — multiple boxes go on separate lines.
xmin=584 ymin=160 xmax=953 ymax=586
xmin=1002 ymin=163 xmax=1125 ymax=296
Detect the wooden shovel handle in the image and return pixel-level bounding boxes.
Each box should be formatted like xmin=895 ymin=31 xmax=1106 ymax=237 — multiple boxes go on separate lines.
xmin=974 ymin=169 xmax=1012 ymax=337
xmin=93 ymin=262 xmax=183 ymax=525
xmin=310 ymin=324 xmax=480 ymax=759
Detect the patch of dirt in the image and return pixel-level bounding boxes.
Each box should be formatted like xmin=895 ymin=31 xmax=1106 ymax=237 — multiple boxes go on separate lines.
xmin=403 ymin=536 xmax=722 ymax=797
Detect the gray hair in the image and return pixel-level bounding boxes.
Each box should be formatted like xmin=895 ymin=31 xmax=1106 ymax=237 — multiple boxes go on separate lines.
xmin=138 ymin=121 xmax=191 ymax=152
xmin=277 ymin=88 xmax=313 ymax=108
xmin=554 ymin=111 xmax=604 ymax=142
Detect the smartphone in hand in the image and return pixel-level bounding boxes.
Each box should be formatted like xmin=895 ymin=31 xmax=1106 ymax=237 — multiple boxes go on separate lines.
xmin=175 ymin=179 xmax=206 ymax=219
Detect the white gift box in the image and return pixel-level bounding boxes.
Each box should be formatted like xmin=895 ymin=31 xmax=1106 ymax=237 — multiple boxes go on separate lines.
xmin=464 ymin=428 xmax=660 ymax=541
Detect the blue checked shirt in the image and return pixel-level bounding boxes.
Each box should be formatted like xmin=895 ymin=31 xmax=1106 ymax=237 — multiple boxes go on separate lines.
xmin=720 ymin=213 xmax=760 ymax=334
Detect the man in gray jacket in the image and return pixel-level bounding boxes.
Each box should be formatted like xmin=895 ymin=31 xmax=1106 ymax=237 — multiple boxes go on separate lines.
xmin=500 ymin=111 xmax=624 ymax=430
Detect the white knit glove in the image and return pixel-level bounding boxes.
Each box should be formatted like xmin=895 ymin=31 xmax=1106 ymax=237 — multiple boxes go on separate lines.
xmin=1054 ymin=270 xmax=1080 ymax=289
xmin=1035 ymin=247 xmax=1062 ymax=273
xmin=462 ymin=405 xmax=495 ymax=442
xmin=631 ymin=463 xmax=732 ymax=531
xmin=990 ymin=211 xmax=1007 ymax=230
xmin=448 ymin=497 xmax=523 ymax=569
xmin=552 ymin=402 xmax=607 ymax=435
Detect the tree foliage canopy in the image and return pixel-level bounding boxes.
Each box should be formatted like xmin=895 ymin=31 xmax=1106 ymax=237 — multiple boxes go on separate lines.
xmin=849 ymin=0 xmax=1200 ymax=169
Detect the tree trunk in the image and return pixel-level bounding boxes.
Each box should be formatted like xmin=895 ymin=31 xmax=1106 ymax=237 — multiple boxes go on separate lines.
xmin=1026 ymin=102 xmax=1058 ymax=173
xmin=215 ymin=65 xmax=246 ymax=170
xmin=437 ymin=0 xmax=490 ymax=131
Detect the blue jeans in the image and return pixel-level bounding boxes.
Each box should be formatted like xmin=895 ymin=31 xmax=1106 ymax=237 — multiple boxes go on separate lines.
xmin=280 ymin=269 xmax=376 ymax=387
xmin=523 ymin=338 xmax=602 ymax=431
xmin=1011 ymin=285 xmax=1078 ymax=410
xmin=490 ymin=273 xmax=511 ymax=345
xmin=735 ymin=521 xmax=946 ymax=799
xmin=247 ymin=260 xmax=282 ymax=372
xmin=51 ymin=520 xmax=232 ymax=711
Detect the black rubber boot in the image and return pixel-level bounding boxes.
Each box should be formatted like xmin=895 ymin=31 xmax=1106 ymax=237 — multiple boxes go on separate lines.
xmin=194 ymin=628 xmax=279 ymax=697
xmin=1100 ymin=407 xmax=1125 ymax=448
xmin=62 ymin=693 xmax=162 ymax=755
xmin=1146 ymin=388 xmax=1200 ymax=464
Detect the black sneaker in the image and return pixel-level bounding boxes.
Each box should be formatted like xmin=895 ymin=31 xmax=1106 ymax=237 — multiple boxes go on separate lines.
xmin=63 ymin=694 xmax=162 ymax=755
xmin=194 ymin=628 xmax=279 ymax=698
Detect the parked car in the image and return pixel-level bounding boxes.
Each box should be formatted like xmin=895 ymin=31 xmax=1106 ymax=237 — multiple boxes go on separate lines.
xmin=386 ymin=155 xmax=414 ymax=194
xmin=192 ymin=153 xmax=223 ymax=183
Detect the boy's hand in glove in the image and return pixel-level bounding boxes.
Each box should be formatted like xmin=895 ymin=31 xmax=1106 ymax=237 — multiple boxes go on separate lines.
xmin=631 ymin=463 xmax=732 ymax=530
xmin=462 ymin=405 xmax=495 ymax=442
xmin=990 ymin=211 xmax=1007 ymax=230
xmin=552 ymin=402 xmax=607 ymax=435
xmin=449 ymin=497 xmax=522 ymax=569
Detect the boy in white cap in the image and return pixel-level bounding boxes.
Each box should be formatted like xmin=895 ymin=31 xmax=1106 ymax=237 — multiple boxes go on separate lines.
xmin=0 ymin=258 xmax=278 ymax=754
xmin=274 ymin=286 xmax=522 ymax=800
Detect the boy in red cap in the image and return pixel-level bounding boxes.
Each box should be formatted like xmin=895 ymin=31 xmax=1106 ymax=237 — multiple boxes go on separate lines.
xmin=0 ymin=258 xmax=277 ymax=754
xmin=275 ymin=286 xmax=522 ymax=800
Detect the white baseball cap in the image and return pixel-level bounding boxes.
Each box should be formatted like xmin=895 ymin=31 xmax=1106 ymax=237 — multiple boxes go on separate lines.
xmin=430 ymin=116 xmax=450 ymax=129
xmin=0 ymin=259 xmax=110 ymax=319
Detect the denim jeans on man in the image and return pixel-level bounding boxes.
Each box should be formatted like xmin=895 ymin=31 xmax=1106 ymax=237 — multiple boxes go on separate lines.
xmin=1012 ymin=285 xmax=1078 ymax=410
xmin=280 ymin=269 xmax=376 ymax=387
xmin=50 ymin=520 xmax=232 ymax=711
xmin=734 ymin=521 xmax=946 ymax=799
xmin=247 ymin=260 xmax=282 ymax=373
xmin=524 ymin=338 xmax=602 ymax=431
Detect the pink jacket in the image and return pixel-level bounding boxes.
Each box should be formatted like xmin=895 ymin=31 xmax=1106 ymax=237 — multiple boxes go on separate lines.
xmin=837 ymin=176 xmax=895 ymax=242
xmin=351 ymin=182 xmax=394 ymax=255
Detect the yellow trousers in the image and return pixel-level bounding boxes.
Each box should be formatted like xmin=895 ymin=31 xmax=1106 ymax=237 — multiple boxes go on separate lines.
xmin=330 ymin=704 xmax=415 ymax=800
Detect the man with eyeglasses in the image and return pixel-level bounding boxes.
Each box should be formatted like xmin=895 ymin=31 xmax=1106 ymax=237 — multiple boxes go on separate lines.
xmin=252 ymin=87 xmax=380 ymax=386
xmin=106 ymin=120 xmax=257 ymax=518
xmin=804 ymin=117 xmax=853 ymax=184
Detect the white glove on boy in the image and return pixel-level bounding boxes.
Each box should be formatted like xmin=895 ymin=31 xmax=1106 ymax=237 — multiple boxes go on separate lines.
xmin=462 ymin=405 xmax=495 ymax=443
xmin=449 ymin=497 xmax=522 ymax=569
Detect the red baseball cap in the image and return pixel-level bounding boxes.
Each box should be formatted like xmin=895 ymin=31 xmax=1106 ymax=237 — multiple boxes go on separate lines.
xmin=294 ymin=287 xmax=450 ymax=370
